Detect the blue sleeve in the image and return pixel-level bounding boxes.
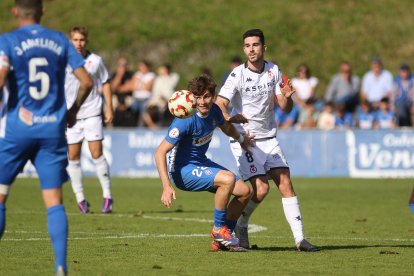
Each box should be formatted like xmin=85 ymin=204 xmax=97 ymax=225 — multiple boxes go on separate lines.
xmin=64 ymin=36 xmax=84 ymax=70
xmin=165 ymin=118 xmax=190 ymax=145
xmin=212 ymin=103 xmax=225 ymax=126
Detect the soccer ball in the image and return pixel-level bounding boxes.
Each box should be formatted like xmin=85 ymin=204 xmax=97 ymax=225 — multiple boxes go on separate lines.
xmin=168 ymin=90 xmax=197 ymax=119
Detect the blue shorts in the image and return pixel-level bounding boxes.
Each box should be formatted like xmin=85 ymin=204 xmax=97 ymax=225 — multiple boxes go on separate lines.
xmin=0 ymin=136 xmax=69 ymax=189
xmin=169 ymin=160 xmax=239 ymax=193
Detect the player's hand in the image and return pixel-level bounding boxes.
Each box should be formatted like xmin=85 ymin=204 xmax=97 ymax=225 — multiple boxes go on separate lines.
xmin=104 ymin=108 xmax=114 ymax=124
xmin=280 ymin=79 xmax=295 ymax=98
xmin=161 ymin=185 xmax=176 ymax=208
xmin=66 ymin=109 xmax=77 ymax=128
xmin=240 ymin=131 xmax=255 ymax=153
xmin=228 ymin=113 xmax=248 ymax=124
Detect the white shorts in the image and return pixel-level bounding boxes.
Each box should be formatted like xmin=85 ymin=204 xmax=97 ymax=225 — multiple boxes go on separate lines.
xmin=230 ymin=137 xmax=289 ymax=181
xmin=66 ymin=116 xmax=103 ymax=144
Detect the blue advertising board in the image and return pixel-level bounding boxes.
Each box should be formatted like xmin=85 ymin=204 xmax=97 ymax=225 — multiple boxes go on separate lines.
xmin=20 ymin=129 xmax=414 ymax=178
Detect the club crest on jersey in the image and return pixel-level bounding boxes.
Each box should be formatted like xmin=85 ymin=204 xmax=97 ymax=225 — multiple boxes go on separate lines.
xmin=224 ymin=79 xmax=233 ymax=90
xmin=250 ymin=164 xmax=257 ymax=173
xmin=204 ymin=169 xmax=212 ymax=176
xmin=267 ymin=70 xmax=274 ymax=79
xmin=169 ymin=127 xmax=179 ymax=138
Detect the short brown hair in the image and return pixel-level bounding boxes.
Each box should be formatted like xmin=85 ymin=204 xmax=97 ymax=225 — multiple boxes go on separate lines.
xmin=70 ymin=26 xmax=89 ymax=39
xmin=243 ymin=29 xmax=265 ymax=45
xmin=187 ymin=74 xmax=217 ymax=97
xmin=15 ymin=0 xmax=43 ymax=21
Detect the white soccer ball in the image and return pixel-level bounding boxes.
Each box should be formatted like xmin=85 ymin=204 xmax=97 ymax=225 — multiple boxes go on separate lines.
xmin=168 ymin=90 xmax=197 ymax=119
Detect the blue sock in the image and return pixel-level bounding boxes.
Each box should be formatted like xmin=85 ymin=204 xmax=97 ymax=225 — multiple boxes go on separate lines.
xmin=0 ymin=203 xmax=5 ymax=239
xmin=226 ymin=219 xmax=237 ymax=232
xmin=47 ymin=205 xmax=68 ymax=273
xmin=410 ymin=204 xmax=414 ymax=214
xmin=213 ymin=209 xmax=227 ymax=228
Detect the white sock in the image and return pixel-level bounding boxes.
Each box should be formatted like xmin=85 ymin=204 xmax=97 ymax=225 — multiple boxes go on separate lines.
xmin=67 ymin=160 xmax=85 ymax=203
xmin=282 ymin=196 xmax=304 ymax=244
xmin=237 ymin=199 xmax=260 ymax=227
xmin=93 ymin=156 xmax=112 ymax=199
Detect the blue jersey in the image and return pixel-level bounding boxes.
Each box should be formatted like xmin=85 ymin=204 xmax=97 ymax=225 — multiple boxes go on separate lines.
xmin=357 ymin=111 xmax=375 ymax=129
xmin=165 ymin=103 xmax=225 ymax=171
xmin=375 ymin=110 xmax=395 ymax=129
xmin=0 ymin=24 xmax=84 ymax=138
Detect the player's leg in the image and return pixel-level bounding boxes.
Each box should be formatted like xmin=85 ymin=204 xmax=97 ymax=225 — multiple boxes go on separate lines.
xmin=409 ymin=187 xmax=414 ymax=213
xmin=34 ymin=137 xmax=70 ymax=273
xmin=0 ymin=137 xmax=32 ymax=239
xmin=42 ymin=188 xmax=68 ymax=274
xmin=268 ymin=168 xmax=319 ymax=252
xmin=67 ymin=142 xmax=88 ymax=213
xmin=227 ymin=179 xmax=252 ymax=231
xmin=85 ymin=116 xmax=112 ymax=213
xmin=66 ymin=120 xmax=88 ymax=213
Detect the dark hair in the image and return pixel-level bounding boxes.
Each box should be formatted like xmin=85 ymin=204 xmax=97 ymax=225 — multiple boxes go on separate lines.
xmin=243 ymin=29 xmax=265 ymax=45
xmin=188 ymin=74 xmax=217 ymax=97
xmin=297 ymin=64 xmax=311 ymax=79
xmin=70 ymin=26 xmax=88 ymax=39
xmin=15 ymin=0 xmax=43 ymax=21
xmin=380 ymin=97 xmax=389 ymax=104
xmin=231 ymin=56 xmax=242 ymax=64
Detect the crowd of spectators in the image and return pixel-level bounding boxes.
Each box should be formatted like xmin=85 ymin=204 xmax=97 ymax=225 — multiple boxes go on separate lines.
xmin=275 ymin=57 xmax=414 ymax=130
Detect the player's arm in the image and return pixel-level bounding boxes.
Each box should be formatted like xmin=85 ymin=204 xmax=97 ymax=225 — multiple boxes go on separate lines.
xmin=67 ymin=67 xmax=93 ymax=127
xmin=0 ymin=55 xmax=9 ymax=90
xmin=215 ymin=96 xmax=248 ymax=124
xmin=277 ymin=79 xmax=295 ymax=113
xmin=219 ymin=120 xmax=254 ymax=151
xmin=154 ymin=139 xmax=176 ymax=208
xmin=102 ymin=82 xmax=113 ymax=124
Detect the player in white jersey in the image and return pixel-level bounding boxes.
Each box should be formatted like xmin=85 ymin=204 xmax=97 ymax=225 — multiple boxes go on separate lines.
xmin=216 ymin=29 xmax=320 ymax=251
xmin=65 ymin=26 xmax=114 ymax=214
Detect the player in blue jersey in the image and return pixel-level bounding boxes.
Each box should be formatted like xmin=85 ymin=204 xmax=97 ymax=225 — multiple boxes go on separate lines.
xmin=0 ymin=1 xmax=92 ymax=275
xmin=155 ymin=74 xmax=253 ymax=251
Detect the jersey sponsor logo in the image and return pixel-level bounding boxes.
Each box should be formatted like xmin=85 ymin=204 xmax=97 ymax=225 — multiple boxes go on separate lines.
xmin=18 ymin=106 xmax=33 ymax=126
xmin=193 ymin=132 xmax=213 ymax=146
xmin=169 ymin=127 xmax=179 ymax=138
xmin=14 ymin=38 xmax=63 ymax=56
xmin=33 ymin=114 xmax=58 ymax=124
xmin=243 ymin=79 xmax=276 ymax=96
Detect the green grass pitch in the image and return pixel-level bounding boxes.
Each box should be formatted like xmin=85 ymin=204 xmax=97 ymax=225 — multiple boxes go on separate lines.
xmin=0 ymin=177 xmax=413 ymax=275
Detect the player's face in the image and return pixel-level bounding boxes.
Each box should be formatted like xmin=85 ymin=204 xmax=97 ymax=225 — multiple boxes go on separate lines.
xmin=194 ymin=90 xmax=214 ymax=116
xmin=243 ymin=36 xmax=265 ymax=64
xmin=70 ymin=32 xmax=87 ymax=55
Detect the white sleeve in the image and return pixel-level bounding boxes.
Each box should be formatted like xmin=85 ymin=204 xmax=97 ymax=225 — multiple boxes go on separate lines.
xmin=97 ymin=57 xmax=109 ymax=84
xmin=275 ymin=68 xmax=283 ymax=96
xmin=218 ymin=68 xmax=240 ymax=101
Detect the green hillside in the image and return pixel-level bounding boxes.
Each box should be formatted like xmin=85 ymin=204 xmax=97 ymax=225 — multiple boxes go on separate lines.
xmin=1 ymin=0 xmax=414 ymax=95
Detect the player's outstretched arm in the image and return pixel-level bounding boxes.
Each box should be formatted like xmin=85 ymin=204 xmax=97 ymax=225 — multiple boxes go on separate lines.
xmin=219 ymin=121 xmax=255 ymax=151
xmin=216 ymin=96 xmax=248 ymax=124
xmin=67 ymin=67 xmax=93 ymax=127
xmin=102 ymin=82 xmax=114 ymax=124
xmin=277 ymin=79 xmax=295 ymax=113
xmin=155 ymin=139 xmax=177 ymax=208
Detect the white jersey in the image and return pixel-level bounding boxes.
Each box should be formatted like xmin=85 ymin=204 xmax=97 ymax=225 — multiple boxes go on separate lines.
xmin=65 ymin=52 xmax=109 ymax=119
xmin=219 ymin=61 xmax=283 ymax=139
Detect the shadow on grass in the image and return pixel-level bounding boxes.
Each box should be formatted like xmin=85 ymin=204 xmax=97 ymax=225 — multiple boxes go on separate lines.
xmin=251 ymin=244 xmax=414 ymax=252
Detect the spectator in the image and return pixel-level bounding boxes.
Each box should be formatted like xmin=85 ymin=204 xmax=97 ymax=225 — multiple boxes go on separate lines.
xmin=391 ymin=64 xmax=414 ymax=126
xmin=298 ymin=98 xmax=319 ymax=129
xmin=356 ymin=100 xmax=375 ymax=129
xmin=275 ymin=104 xmax=300 ymax=129
xmin=221 ymin=56 xmax=242 ymax=87
xmin=361 ymin=57 xmax=393 ymax=109
xmin=113 ymin=97 xmax=138 ymax=127
xmin=334 ymin=103 xmax=355 ymax=129
xmin=374 ymin=97 xmax=397 ymax=129
xmin=110 ymin=57 xmax=133 ymax=107
xmin=119 ymin=60 xmax=156 ymax=126
xmin=325 ymin=61 xmax=360 ymax=112
xmin=143 ymin=64 xmax=180 ymax=128
xmin=317 ymin=101 xmax=335 ymax=130
xmin=291 ymin=64 xmax=318 ymax=108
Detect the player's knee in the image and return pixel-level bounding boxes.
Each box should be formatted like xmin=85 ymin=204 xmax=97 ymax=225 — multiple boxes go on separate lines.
xmin=219 ymin=171 xmax=236 ymax=191
xmin=279 ymin=178 xmax=295 ymax=197
xmin=256 ymin=184 xmax=270 ymax=201
xmin=241 ymin=183 xmax=253 ymax=199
